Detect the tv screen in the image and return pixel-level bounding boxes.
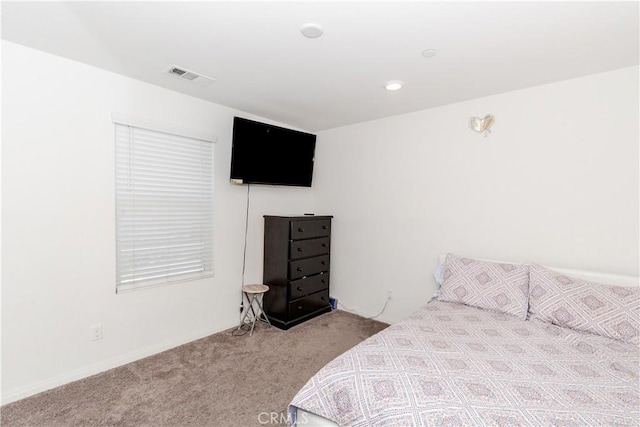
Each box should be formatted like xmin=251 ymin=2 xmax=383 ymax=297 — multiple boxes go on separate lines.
xmin=230 ymin=117 xmax=316 ymax=187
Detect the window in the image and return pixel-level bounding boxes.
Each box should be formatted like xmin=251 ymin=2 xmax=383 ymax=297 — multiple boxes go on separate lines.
xmin=113 ymin=115 xmax=214 ymax=293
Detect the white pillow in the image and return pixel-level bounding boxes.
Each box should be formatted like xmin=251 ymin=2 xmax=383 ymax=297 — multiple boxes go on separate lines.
xmin=529 ymin=263 xmax=640 ymax=345
xmin=438 ymin=253 xmax=530 ymax=320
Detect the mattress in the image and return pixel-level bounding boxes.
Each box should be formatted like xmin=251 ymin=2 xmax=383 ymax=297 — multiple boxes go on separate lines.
xmin=289 ymin=301 xmax=639 ymax=426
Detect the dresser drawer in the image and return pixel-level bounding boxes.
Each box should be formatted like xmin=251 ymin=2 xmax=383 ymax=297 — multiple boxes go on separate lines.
xmin=290 ymin=219 xmax=331 ymax=240
xmin=290 ymin=274 xmax=329 ymax=300
xmin=289 ymin=255 xmax=330 ymax=280
xmin=289 ymin=289 xmax=330 ymax=319
xmin=290 ymin=237 xmax=330 ymax=260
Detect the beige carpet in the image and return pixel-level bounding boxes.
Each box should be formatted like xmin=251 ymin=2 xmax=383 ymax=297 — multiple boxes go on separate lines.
xmin=1 ymin=310 xmax=387 ymax=427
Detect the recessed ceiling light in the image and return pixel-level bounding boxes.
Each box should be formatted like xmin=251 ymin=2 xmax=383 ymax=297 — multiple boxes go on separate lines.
xmin=385 ymin=80 xmax=404 ymax=91
xmin=300 ymin=23 xmax=324 ymax=38
xmin=422 ymin=49 xmax=437 ymax=58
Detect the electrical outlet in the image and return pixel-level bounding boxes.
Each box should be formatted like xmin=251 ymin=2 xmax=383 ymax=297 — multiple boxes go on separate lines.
xmin=386 ymin=289 xmax=393 ymax=300
xmin=91 ymin=324 xmax=103 ymax=341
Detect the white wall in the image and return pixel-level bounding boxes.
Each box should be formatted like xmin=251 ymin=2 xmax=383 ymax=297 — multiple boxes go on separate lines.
xmin=1 ymin=41 xmax=315 ymax=403
xmin=313 ymin=66 xmax=639 ymax=324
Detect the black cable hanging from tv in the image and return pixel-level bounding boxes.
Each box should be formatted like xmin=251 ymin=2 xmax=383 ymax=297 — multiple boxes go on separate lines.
xmin=232 ymin=183 xmax=251 ymax=337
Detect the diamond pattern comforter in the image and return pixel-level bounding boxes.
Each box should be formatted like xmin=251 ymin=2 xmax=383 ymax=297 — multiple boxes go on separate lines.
xmin=289 ymin=301 xmax=639 ymax=426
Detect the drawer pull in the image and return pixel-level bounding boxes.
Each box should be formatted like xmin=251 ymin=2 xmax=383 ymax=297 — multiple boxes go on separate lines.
xmin=321 ymin=243 xmax=327 ymax=247
xmin=298 ymin=227 xmax=304 ymax=232
xmin=297 ymin=267 xmax=304 ymax=272
xmin=297 ymin=248 xmax=304 ymax=252
xmin=321 ymin=279 xmax=327 ymax=284
xmin=321 ymin=261 xmax=327 ymax=265
xmin=322 ymin=225 xmax=328 ymax=230
xmin=297 ymin=286 xmax=303 ymax=292
xmin=321 ymin=297 xmax=326 ymax=301
xmin=298 ymin=305 xmax=303 ymax=310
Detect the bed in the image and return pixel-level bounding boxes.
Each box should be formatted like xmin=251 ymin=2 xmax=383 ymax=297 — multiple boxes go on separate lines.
xmin=288 ymin=254 xmax=639 ymax=426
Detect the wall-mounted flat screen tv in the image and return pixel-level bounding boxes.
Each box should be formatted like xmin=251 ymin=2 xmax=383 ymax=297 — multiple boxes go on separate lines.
xmin=230 ymin=117 xmax=316 ymax=187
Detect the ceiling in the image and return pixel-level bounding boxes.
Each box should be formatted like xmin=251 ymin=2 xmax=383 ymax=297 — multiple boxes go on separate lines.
xmin=2 ymin=1 xmax=638 ymax=132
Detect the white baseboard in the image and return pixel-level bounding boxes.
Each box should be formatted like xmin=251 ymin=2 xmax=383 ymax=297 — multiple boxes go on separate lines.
xmin=336 ymin=304 xmax=397 ymax=325
xmin=1 ymin=321 xmax=237 ymax=405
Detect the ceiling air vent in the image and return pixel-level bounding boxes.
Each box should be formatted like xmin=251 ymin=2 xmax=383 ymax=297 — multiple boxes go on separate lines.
xmin=165 ymin=65 xmax=215 ymax=87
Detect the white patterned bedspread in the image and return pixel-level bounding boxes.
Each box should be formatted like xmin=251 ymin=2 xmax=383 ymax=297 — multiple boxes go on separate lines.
xmin=289 ymin=301 xmax=639 ymax=426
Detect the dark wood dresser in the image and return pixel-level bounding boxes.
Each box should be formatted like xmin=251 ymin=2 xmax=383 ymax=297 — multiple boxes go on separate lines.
xmin=263 ymin=215 xmax=332 ymax=329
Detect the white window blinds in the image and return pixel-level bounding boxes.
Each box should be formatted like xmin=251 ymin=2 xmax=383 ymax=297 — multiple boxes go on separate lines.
xmin=114 ymin=119 xmax=214 ymax=293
